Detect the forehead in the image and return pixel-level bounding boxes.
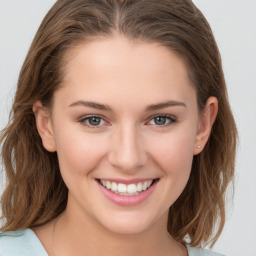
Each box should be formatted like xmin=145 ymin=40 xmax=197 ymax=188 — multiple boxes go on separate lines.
xmin=58 ymin=36 xmax=196 ymax=109
xmin=64 ymin=36 xmax=190 ymax=81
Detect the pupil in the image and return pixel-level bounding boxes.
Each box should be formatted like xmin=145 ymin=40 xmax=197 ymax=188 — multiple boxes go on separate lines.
xmin=89 ymin=117 xmax=101 ymax=126
xmin=154 ymin=116 xmax=166 ymax=125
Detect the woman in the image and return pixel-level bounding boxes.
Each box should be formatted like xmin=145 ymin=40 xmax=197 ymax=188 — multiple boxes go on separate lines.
xmin=0 ymin=0 xmax=237 ymax=255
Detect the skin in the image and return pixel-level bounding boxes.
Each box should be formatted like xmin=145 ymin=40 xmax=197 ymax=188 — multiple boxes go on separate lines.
xmin=33 ymin=36 xmax=218 ymax=256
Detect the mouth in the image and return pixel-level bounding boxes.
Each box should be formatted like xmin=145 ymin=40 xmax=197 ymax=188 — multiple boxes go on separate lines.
xmin=96 ymin=178 xmax=159 ymax=196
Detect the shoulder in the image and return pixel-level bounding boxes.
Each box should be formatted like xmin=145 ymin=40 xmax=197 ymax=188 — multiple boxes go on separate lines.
xmin=187 ymin=245 xmax=226 ymax=256
xmin=0 ymin=229 xmax=48 ymax=256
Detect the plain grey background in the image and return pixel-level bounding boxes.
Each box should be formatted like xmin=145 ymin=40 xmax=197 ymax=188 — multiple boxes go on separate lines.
xmin=0 ymin=1 xmax=256 ymax=255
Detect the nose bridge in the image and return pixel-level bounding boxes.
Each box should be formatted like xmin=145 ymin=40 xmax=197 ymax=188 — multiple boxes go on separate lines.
xmin=108 ymin=122 xmax=148 ymax=172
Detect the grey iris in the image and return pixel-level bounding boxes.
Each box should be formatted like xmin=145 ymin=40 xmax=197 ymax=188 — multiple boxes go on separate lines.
xmin=89 ymin=117 xmax=101 ymax=126
xmin=154 ymin=116 xmax=167 ymax=125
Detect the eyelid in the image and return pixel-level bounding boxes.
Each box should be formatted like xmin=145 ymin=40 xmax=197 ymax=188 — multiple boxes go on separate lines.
xmin=146 ymin=114 xmax=177 ymax=127
xmin=78 ymin=114 xmax=109 ymax=128
xmin=78 ymin=114 xmax=177 ymax=129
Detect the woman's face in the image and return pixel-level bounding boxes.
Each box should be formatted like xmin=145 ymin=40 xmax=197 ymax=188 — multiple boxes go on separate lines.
xmin=38 ymin=36 xmax=208 ymax=235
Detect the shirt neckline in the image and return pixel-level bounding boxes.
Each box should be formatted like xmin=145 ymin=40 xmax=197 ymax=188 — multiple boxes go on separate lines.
xmin=27 ymin=228 xmax=49 ymax=255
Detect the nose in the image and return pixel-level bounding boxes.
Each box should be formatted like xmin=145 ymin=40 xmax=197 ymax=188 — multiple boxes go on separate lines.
xmin=108 ymin=124 xmax=148 ymax=173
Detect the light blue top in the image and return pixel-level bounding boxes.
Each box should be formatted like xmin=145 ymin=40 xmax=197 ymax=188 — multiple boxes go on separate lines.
xmin=0 ymin=229 xmax=225 ymax=256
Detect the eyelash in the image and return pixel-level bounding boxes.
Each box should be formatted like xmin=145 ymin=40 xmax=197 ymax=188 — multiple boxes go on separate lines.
xmin=78 ymin=114 xmax=177 ymax=129
xmin=78 ymin=115 xmax=107 ymax=129
xmin=147 ymin=114 xmax=177 ymax=127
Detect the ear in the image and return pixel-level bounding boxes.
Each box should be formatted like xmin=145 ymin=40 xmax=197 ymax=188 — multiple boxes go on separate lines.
xmin=193 ymin=96 xmax=218 ymax=155
xmin=33 ymin=101 xmax=56 ymax=152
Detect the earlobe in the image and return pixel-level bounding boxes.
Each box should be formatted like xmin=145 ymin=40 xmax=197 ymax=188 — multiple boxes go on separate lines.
xmin=193 ymin=96 xmax=218 ymax=155
xmin=33 ymin=101 xmax=56 ymax=152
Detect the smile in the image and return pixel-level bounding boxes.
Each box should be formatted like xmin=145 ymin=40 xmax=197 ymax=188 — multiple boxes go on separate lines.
xmin=96 ymin=178 xmax=159 ymax=206
xmin=99 ymin=179 xmax=154 ymax=196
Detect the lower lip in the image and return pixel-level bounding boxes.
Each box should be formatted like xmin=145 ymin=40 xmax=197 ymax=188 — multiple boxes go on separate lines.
xmin=97 ymin=180 xmax=158 ymax=206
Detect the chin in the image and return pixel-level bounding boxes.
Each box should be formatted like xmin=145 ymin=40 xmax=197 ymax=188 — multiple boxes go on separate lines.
xmin=103 ymin=222 xmax=151 ymax=236
xmin=96 ymin=211 xmax=163 ymax=236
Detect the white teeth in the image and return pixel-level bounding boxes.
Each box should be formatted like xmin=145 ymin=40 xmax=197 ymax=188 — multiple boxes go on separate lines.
xmin=117 ymin=183 xmax=127 ymax=193
xmin=111 ymin=182 xmax=117 ymax=192
xmin=100 ymin=179 xmax=154 ymax=195
xmin=142 ymin=181 xmax=148 ymax=191
xmin=147 ymin=180 xmax=153 ymax=187
xmin=106 ymin=181 xmax=111 ymax=190
xmin=127 ymin=184 xmax=137 ymax=194
xmin=136 ymin=183 xmax=143 ymax=192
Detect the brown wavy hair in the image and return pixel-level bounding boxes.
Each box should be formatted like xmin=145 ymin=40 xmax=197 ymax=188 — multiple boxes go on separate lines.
xmin=0 ymin=0 xmax=237 ymax=248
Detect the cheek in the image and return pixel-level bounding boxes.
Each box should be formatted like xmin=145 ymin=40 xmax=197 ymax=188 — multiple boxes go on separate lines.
xmin=149 ymin=129 xmax=196 ymax=206
xmin=147 ymin=127 xmax=196 ymax=177
xmin=53 ymin=124 xmax=107 ymax=177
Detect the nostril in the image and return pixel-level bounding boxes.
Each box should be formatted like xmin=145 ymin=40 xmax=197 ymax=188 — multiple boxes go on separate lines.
xmin=107 ymin=136 xmax=148 ymax=171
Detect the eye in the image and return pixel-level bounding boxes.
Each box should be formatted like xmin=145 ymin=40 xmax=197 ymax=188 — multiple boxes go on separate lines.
xmin=147 ymin=115 xmax=176 ymax=126
xmin=79 ymin=115 xmax=107 ymax=128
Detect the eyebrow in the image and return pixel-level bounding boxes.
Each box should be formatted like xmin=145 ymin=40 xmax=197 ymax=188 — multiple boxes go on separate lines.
xmin=145 ymin=100 xmax=187 ymax=111
xmin=69 ymin=101 xmax=112 ymax=111
xmin=69 ymin=100 xmax=186 ymax=111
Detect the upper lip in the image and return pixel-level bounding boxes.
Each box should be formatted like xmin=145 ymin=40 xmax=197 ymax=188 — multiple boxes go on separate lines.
xmin=96 ymin=178 xmax=159 ymax=185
